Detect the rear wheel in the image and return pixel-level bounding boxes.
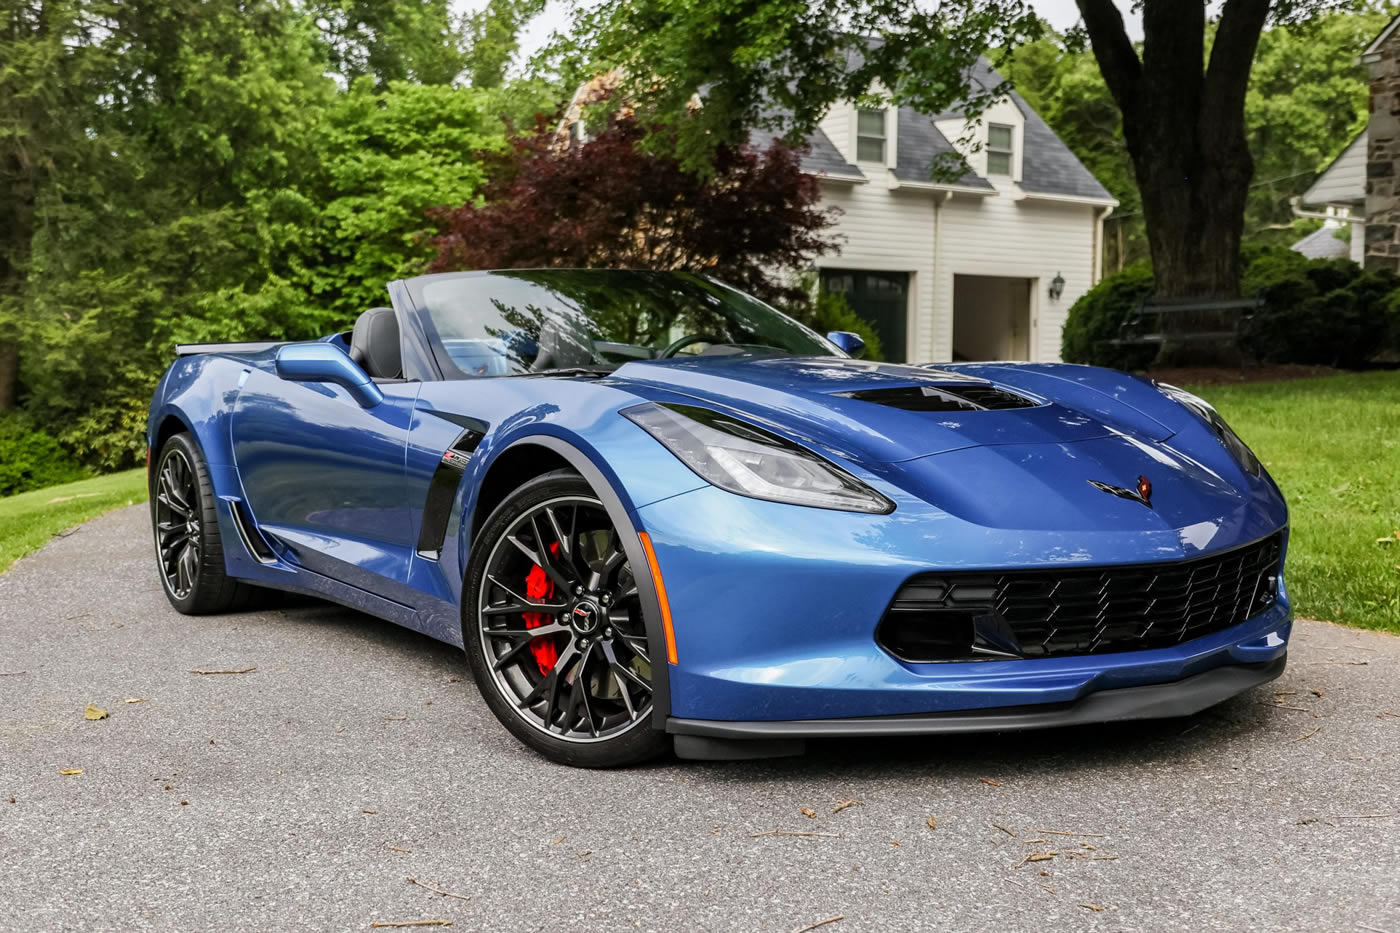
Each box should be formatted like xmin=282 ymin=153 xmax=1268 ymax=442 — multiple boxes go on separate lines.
xmin=463 ymin=471 xmax=668 ymax=767
xmin=151 ymin=433 xmax=257 ymax=614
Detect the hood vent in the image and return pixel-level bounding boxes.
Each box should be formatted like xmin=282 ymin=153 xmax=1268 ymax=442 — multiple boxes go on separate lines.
xmin=835 ymin=384 xmax=1039 ymax=412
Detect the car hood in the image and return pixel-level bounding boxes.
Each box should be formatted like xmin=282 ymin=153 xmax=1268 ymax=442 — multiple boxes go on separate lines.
xmin=608 ymin=356 xmax=1174 ymax=464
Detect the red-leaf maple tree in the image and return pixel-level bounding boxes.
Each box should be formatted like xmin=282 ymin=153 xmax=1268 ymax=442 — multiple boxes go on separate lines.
xmin=427 ymin=115 xmax=839 ymax=307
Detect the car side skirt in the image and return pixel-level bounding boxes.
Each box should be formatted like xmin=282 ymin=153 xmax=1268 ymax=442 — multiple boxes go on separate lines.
xmin=668 ymin=655 xmax=1285 ymax=760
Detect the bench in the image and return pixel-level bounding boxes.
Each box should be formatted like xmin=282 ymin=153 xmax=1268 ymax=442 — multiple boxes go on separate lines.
xmin=1114 ymin=296 xmax=1265 ymax=364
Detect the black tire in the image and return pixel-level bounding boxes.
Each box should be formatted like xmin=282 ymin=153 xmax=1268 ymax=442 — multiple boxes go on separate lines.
xmin=463 ymin=470 xmax=669 ymax=768
xmin=150 ymin=432 xmax=258 ymax=614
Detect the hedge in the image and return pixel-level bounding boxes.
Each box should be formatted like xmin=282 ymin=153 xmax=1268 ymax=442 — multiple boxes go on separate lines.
xmin=0 ymin=414 xmax=89 ymax=497
xmin=1062 ymin=246 xmax=1400 ymax=370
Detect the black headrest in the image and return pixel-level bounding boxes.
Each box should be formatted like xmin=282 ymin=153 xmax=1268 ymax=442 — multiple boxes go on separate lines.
xmin=350 ymin=308 xmax=402 ymax=379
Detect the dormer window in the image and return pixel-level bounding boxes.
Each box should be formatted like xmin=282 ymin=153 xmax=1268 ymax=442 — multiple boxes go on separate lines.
xmin=987 ymin=123 xmax=1014 ymax=176
xmin=856 ymin=109 xmax=887 ymax=162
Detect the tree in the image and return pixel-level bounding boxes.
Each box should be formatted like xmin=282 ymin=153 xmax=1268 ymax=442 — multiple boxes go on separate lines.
xmin=564 ymin=0 xmax=1356 ymax=299
xmin=1002 ymin=30 xmax=1144 ymax=268
xmin=0 ymin=0 xmax=118 ymax=411
xmin=427 ymin=115 xmax=840 ymax=307
xmin=311 ymin=0 xmax=468 ymax=86
xmin=465 ymin=0 xmax=546 ymax=89
xmin=1004 ymin=8 xmax=1387 ymax=267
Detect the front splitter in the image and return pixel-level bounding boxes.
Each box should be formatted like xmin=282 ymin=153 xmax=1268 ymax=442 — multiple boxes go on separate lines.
xmin=668 ymin=656 xmax=1286 ymax=760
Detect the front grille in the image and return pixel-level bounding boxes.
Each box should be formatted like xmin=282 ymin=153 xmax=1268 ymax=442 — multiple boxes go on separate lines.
xmin=878 ymin=533 xmax=1283 ymax=662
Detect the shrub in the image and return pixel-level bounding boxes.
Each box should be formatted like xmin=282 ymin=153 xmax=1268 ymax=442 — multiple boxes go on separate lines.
xmin=1062 ymin=246 xmax=1399 ymax=369
xmin=1060 ymin=262 xmax=1155 ymax=369
xmin=1244 ymin=247 xmax=1394 ymax=368
xmin=783 ymin=282 xmax=884 ymax=361
xmin=0 ymin=414 xmax=88 ymax=497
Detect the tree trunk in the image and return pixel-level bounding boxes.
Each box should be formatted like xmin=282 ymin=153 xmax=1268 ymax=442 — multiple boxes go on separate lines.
xmin=1077 ymin=0 xmax=1270 ymax=299
xmin=0 ymin=342 xmax=15 ymax=411
xmin=1131 ymin=133 xmax=1253 ymax=298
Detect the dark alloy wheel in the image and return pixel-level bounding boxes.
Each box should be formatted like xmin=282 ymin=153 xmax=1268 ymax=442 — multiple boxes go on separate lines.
xmin=464 ymin=471 xmax=668 ymax=767
xmin=150 ymin=433 xmax=257 ymax=614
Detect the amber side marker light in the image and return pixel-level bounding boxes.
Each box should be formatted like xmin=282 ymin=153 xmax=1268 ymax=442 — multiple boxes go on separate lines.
xmin=637 ymin=531 xmax=678 ymax=665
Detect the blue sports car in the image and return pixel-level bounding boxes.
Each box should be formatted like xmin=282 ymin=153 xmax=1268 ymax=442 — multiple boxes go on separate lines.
xmin=146 ymin=269 xmax=1290 ymax=767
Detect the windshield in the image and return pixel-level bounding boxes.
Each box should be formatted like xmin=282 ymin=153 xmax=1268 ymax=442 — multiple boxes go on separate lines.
xmin=408 ymin=269 xmax=841 ymax=378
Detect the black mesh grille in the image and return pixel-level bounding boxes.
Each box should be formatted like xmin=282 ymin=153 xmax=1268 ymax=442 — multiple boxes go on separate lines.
xmin=878 ymin=533 xmax=1283 ymax=661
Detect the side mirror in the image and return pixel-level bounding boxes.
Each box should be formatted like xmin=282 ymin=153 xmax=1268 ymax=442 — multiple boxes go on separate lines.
xmin=275 ymin=343 xmax=383 ymax=408
xmin=827 ymin=330 xmax=867 ymax=358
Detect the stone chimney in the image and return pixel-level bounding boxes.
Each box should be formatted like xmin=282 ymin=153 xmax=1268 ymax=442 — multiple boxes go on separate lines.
xmin=1365 ymin=19 xmax=1400 ymax=271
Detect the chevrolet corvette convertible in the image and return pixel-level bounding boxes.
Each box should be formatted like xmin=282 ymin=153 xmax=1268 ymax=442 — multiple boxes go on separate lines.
xmin=146 ymin=269 xmax=1290 ymax=767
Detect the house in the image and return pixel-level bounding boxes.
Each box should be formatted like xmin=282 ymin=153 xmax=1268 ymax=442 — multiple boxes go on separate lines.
xmin=1297 ymin=14 xmax=1400 ymax=270
xmin=777 ymin=59 xmax=1117 ymax=363
xmin=560 ymin=60 xmax=1117 ymax=364
xmin=1295 ymin=127 xmax=1364 ymax=262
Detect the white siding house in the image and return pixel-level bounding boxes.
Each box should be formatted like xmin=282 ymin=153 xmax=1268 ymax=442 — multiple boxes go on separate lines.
xmin=786 ymin=60 xmax=1118 ymax=363
xmin=1295 ymin=131 xmax=1365 ymax=263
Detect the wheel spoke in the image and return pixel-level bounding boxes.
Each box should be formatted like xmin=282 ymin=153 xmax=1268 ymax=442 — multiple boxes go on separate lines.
xmin=482 ymin=574 xmax=568 ymax=615
xmin=505 ymin=529 xmax=574 ymax=594
xmin=601 ymin=641 xmax=641 ymax=721
xmin=485 ymin=620 xmax=569 ymax=639
xmin=615 ymin=630 xmax=650 ymax=665
xmin=158 ymin=492 xmax=191 ymax=520
xmin=530 ymin=513 xmax=578 ymax=591
xmin=491 ymin=635 xmax=546 ymax=672
xmin=543 ymin=505 xmax=572 ymax=562
xmin=601 ymin=539 xmax=627 ymax=576
xmin=175 ymin=543 xmax=195 ymax=593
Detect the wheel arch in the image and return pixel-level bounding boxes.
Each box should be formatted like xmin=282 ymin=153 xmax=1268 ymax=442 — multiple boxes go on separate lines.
xmin=461 ymin=433 xmax=672 ymax=726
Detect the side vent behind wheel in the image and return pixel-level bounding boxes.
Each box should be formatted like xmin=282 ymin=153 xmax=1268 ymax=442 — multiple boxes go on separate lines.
xmin=227 ymin=497 xmax=278 ymax=563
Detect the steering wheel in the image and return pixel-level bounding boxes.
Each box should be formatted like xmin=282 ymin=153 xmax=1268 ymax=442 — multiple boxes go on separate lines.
xmin=658 ymin=333 xmax=726 ymax=358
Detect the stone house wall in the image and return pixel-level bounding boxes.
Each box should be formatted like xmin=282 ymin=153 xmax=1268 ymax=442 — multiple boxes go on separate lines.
xmin=1365 ymin=28 xmax=1400 ymax=271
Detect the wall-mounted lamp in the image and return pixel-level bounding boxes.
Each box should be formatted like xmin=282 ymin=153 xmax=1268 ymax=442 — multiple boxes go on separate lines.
xmin=1048 ymin=272 xmax=1066 ymax=302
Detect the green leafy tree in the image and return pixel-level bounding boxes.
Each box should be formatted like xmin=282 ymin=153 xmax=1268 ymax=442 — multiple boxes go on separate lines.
xmin=0 ymin=0 xmax=119 ymax=411
xmin=465 ymin=0 xmax=546 ymax=89
xmin=222 ymin=79 xmax=501 ymax=330
xmin=311 ymin=0 xmax=469 ymax=85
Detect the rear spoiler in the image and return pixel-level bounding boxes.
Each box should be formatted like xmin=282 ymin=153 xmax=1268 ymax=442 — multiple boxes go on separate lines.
xmin=174 ymin=341 xmax=287 ymax=358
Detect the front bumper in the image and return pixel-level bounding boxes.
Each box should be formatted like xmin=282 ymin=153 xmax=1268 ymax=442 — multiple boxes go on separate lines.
xmin=670 ymin=655 xmax=1286 ymax=759
xmin=634 ymin=484 xmax=1291 ymax=722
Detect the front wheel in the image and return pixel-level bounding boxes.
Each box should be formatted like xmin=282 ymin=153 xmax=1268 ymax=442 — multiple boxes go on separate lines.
xmin=463 ymin=471 xmax=669 ymax=767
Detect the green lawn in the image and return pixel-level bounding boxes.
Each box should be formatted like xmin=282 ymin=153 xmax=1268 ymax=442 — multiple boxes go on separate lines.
xmin=0 ymin=469 xmax=148 ymax=570
xmin=1191 ymin=371 xmax=1400 ymax=634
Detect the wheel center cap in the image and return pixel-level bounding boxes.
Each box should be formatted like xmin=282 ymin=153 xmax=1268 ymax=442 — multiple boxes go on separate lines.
xmin=569 ymin=600 xmax=601 ymax=635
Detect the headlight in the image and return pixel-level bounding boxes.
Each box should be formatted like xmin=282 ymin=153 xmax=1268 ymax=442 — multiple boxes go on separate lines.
xmin=622 ymin=402 xmax=894 ymax=514
xmin=1154 ymin=382 xmax=1261 ymax=476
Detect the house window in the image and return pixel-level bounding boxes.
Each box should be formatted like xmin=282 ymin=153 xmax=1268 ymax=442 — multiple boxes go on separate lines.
xmin=856 ymin=109 xmax=887 ymax=162
xmin=986 ymin=123 xmax=1014 ymax=176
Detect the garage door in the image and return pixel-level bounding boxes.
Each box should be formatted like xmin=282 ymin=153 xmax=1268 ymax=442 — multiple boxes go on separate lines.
xmin=819 ymin=269 xmax=909 ymax=363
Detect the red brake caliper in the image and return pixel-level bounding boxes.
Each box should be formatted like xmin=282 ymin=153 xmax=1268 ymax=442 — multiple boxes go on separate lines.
xmin=522 ymin=541 xmax=562 ymax=675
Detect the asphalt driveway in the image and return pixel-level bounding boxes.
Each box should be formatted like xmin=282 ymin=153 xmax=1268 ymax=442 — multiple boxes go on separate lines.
xmin=1 ymin=506 xmax=1398 ymax=932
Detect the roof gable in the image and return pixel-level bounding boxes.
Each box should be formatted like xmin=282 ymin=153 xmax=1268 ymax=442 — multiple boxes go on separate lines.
xmin=1302 ymin=130 xmax=1366 ymax=207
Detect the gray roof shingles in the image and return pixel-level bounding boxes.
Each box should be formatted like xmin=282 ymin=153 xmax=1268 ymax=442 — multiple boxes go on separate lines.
xmin=750 ymin=126 xmax=866 ymax=180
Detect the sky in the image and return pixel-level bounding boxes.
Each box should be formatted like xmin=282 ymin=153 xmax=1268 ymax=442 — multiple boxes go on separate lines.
xmin=456 ymin=0 xmax=1148 ymax=67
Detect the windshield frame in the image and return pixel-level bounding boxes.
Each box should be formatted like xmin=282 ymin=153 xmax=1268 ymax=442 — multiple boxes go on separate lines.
xmin=400 ymin=269 xmax=846 ymax=381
